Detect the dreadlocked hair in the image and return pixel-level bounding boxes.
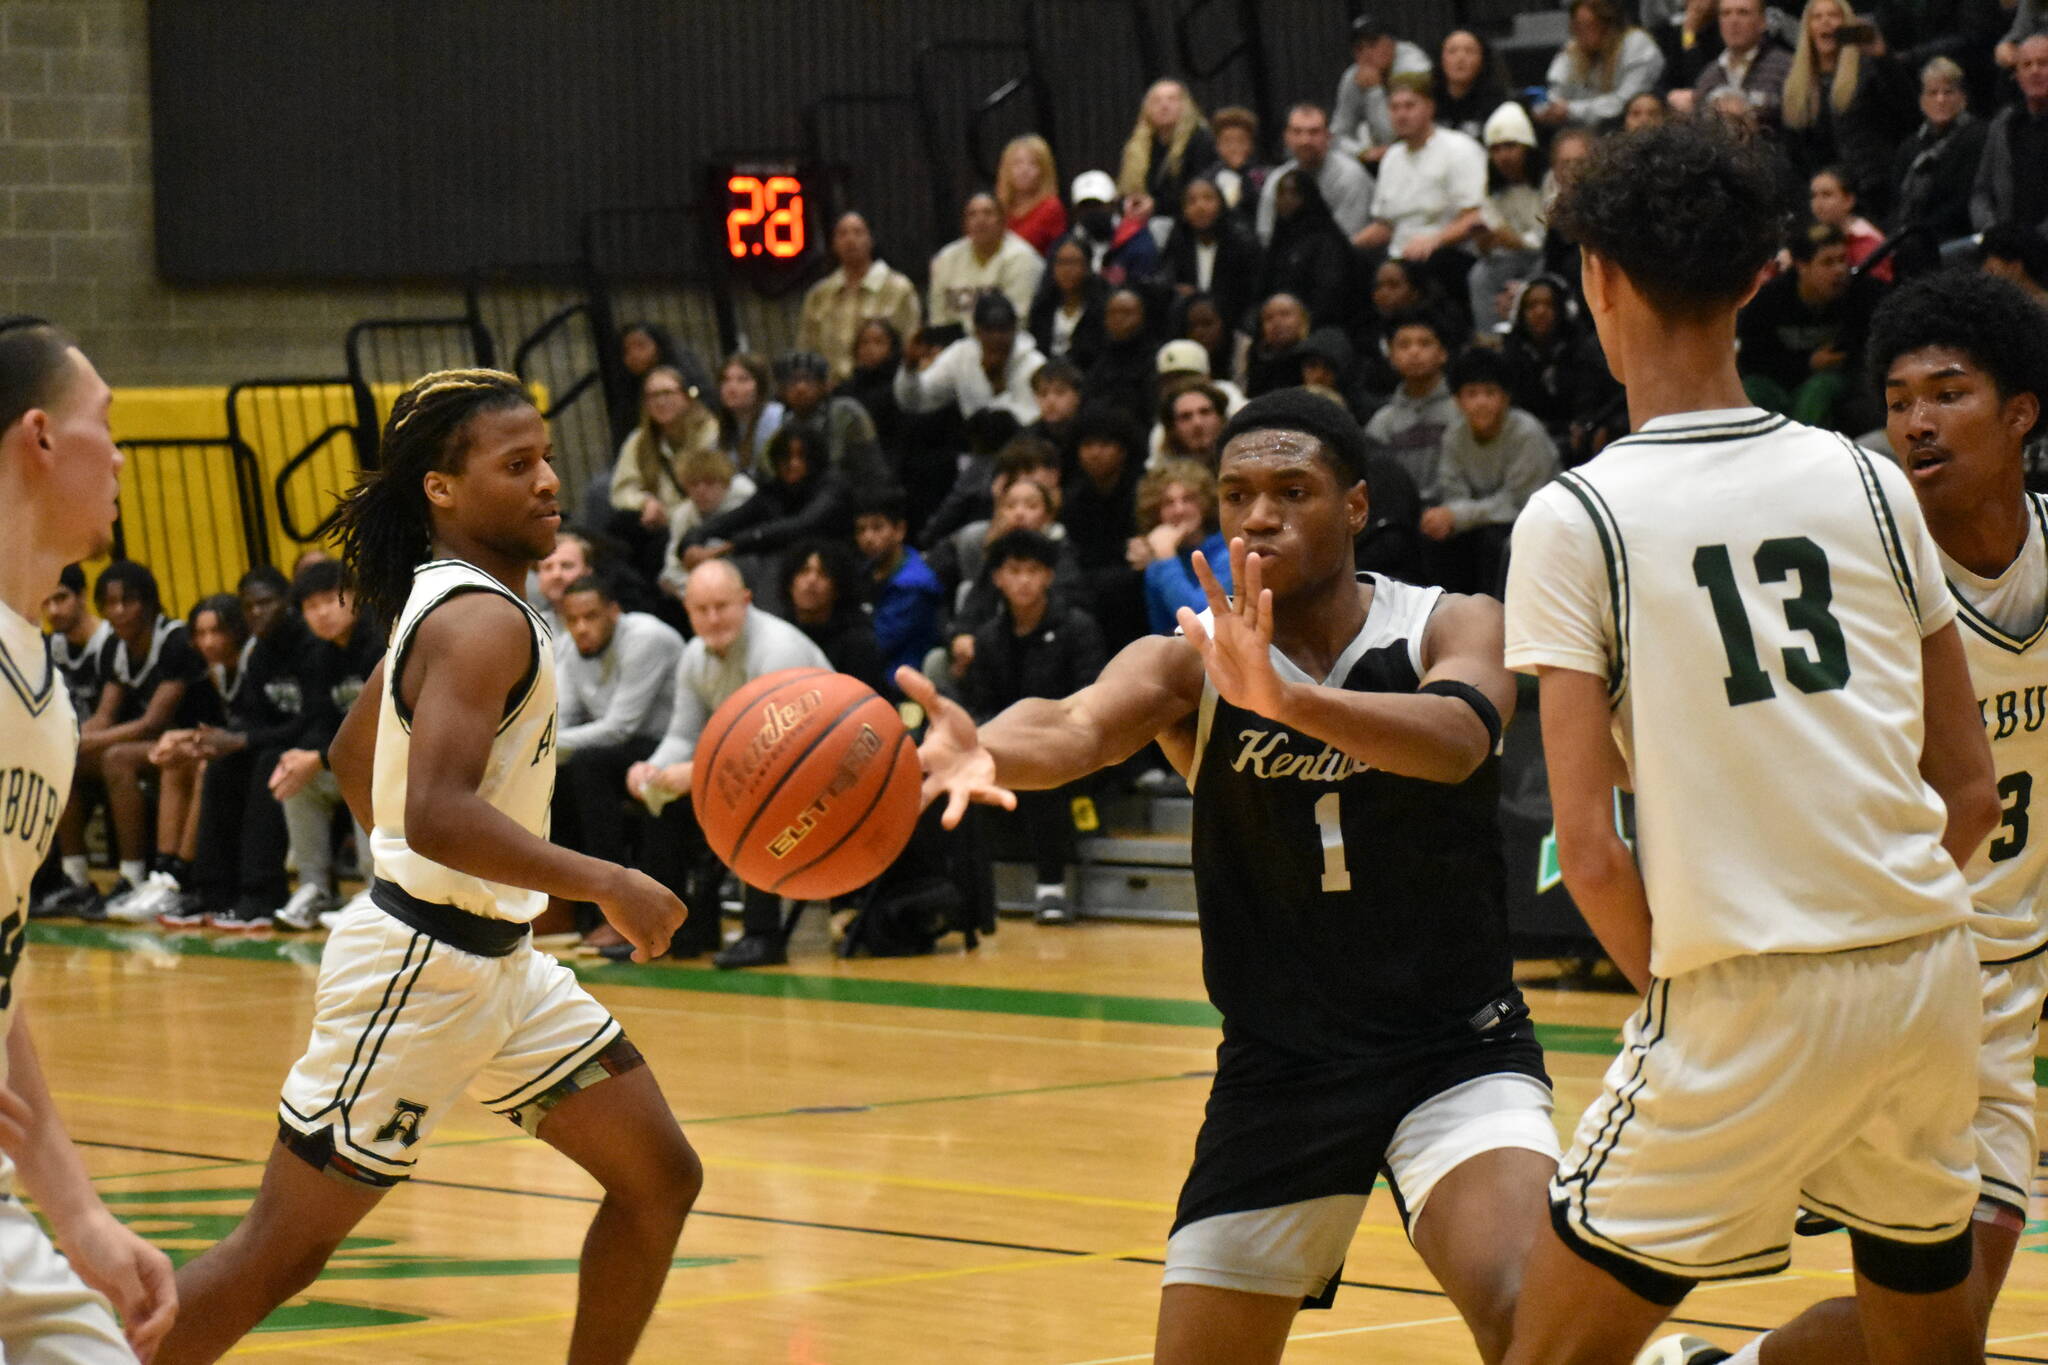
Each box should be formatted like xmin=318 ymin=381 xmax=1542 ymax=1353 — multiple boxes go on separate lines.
xmin=332 ymin=368 xmax=533 ymax=626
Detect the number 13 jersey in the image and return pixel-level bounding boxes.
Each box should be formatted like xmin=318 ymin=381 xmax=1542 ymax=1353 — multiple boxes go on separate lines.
xmin=1186 ymin=575 xmax=1524 ymax=1063
xmin=1505 ymin=409 xmax=1971 ymax=980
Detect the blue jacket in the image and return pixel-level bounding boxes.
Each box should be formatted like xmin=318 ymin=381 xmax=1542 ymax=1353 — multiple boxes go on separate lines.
xmin=1144 ymin=531 xmax=1232 ymax=636
xmin=870 ymin=545 xmax=945 ymax=691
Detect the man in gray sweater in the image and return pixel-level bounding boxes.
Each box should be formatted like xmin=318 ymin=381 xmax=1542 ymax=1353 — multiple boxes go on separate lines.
xmin=1419 ymin=347 xmax=1558 ymax=595
xmin=626 ymin=559 xmax=829 ymax=968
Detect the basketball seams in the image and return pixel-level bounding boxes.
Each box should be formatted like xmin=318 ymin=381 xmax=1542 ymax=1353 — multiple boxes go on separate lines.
xmin=692 ymin=667 xmax=832 ymax=824
xmin=768 ymin=724 xmax=919 ymax=895
xmin=718 ymin=688 xmax=889 ymax=869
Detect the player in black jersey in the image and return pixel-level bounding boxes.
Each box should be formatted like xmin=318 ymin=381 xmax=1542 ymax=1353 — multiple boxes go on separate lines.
xmin=906 ymin=388 xmax=1557 ymax=1364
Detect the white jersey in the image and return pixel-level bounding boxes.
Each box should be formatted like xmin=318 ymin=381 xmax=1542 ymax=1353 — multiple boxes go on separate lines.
xmin=1505 ymin=408 xmax=1970 ymax=978
xmin=370 ymin=560 xmax=558 ymax=923
xmin=0 ymin=603 xmax=73 ymax=1093
xmin=1947 ymin=492 xmax=2048 ymax=963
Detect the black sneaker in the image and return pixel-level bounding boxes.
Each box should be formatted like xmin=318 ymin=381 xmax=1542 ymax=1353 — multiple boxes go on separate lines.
xmin=1034 ymin=892 xmax=1077 ymax=925
xmin=31 ymin=881 xmax=97 ymax=919
xmin=75 ymin=878 xmax=125 ymax=923
xmin=712 ymin=933 xmax=787 ymax=970
xmin=156 ymin=891 xmax=211 ymax=928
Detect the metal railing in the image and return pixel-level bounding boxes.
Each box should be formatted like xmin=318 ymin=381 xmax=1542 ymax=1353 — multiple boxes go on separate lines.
xmin=225 ymin=379 xmax=367 ymax=548
xmin=111 ymin=438 xmax=270 ymax=615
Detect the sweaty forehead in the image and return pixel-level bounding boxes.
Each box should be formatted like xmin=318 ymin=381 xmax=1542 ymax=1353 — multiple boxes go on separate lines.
xmin=1219 ymin=428 xmax=1329 ymax=476
xmin=1884 ymin=344 xmax=1980 ymax=386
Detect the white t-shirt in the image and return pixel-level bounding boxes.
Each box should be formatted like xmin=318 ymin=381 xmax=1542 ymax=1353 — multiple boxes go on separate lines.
xmin=1372 ymin=127 xmax=1487 ymax=255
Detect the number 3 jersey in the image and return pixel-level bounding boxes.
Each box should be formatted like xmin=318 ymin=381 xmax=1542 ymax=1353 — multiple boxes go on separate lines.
xmin=1946 ymin=492 xmax=2048 ymax=965
xmin=0 ymin=602 xmax=72 ymax=1093
xmin=1186 ymin=575 xmax=1525 ymax=1062
xmin=1505 ymin=409 xmax=1971 ymax=980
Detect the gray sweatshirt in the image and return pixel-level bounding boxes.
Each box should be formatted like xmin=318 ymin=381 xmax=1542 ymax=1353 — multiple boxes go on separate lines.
xmin=648 ymin=606 xmax=830 ymax=769
xmin=556 ymin=610 xmax=686 ymax=755
xmin=1365 ymin=378 xmax=1458 ymax=500
xmin=1436 ymin=408 xmax=1559 ymax=532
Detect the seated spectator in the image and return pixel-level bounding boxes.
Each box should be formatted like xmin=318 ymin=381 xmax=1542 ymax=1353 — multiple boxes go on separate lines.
xmin=1257 ymin=168 xmax=1360 ymax=332
xmin=928 ymin=191 xmax=1046 ymax=329
xmin=1501 ymin=274 xmax=1610 ymax=451
xmin=896 ymin=293 xmax=1045 ymax=425
xmin=1358 ymin=258 xmax=1450 ymax=400
xmin=1156 ymin=337 xmax=1246 ymax=410
xmin=1980 ymin=223 xmax=2048 ymax=305
xmin=1129 ymin=459 xmax=1231 ymax=634
xmin=1419 ymin=347 xmax=1559 ymax=595
xmin=837 ymin=318 xmax=908 ymax=456
xmin=1644 ymin=0 xmax=1727 ymax=90
xmin=1971 ymin=35 xmax=2048 ymax=241
xmin=798 ymin=212 xmax=922 ymax=386
xmin=955 ymin=529 xmax=1108 ymax=925
xmin=681 ymin=424 xmax=855 ymax=591
xmin=1779 ymin=0 xmax=1913 ymax=212
xmin=1154 ymin=376 xmax=1231 ymax=466
xmin=1169 ymin=293 xmax=1239 ymax=391
xmin=44 ymin=561 xmax=111 ymax=724
xmin=1333 ymin=13 xmax=1433 ymax=165
xmin=1737 ymin=222 xmax=1885 ymax=432
xmin=715 ymin=352 xmax=785 ymax=477
xmin=1468 ymin=102 xmax=1547 ymax=332
xmin=1353 ymin=434 xmax=1430 ymax=584
xmin=855 ymin=486 xmax=944 ymax=692
xmin=1028 ymin=237 xmax=1108 ymax=369
xmin=775 ymin=350 xmax=885 ymax=483
xmin=780 ymin=540 xmax=886 ymax=694
xmin=1202 ymin=106 xmax=1271 ymax=227
xmin=1355 ymin=79 xmax=1487 ymax=299
xmin=1433 ymin=29 xmax=1509 ymax=141
xmin=936 ymin=471 xmax=1082 ymax=649
xmin=1244 ymin=292 xmax=1311 ymax=397
xmin=1119 ymin=79 xmax=1216 ymax=225
xmin=997 ymin=135 xmax=1067 ymax=254
xmin=606 ymin=365 xmax=720 ymax=583
xmin=1083 ymin=288 xmax=1160 ymax=429
xmin=1063 ymin=171 xmax=1161 ymax=289
xmin=549 ymin=573 xmax=685 ymax=956
xmin=1157 ymin=177 xmax=1262 ymax=338
xmin=1024 ymin=364 xmax=1081 ymax=472
xmin=607 ymin=321 xmax=706 ymax=448
xmin=1061 ymin=404 xmax=1149 ymax=649
xmin=1623 ymin=91 xmax=1670 ymax=132
xmin=1258 ymin=103 xmax=1376 ymax=244
xmin=658 ymin=448 xmax=756 ymax=603
xmin=625 ymin=559 xmax=831 ymax=968
xmin=1364 ymin=313 xmax=1457 ymax=501
xmin=533 ymin=530 xmax=592 ymax=642
xmin=2002 ymin=0 xmax=2048 ymax=67
xmin=920 ymin=409 xmax=1034 ymax=551
xmin=1889 ymin=56 xmax=1986 ymax=273
xmin=1296 ymin=328 xmax=1373 ymax=422
xmin=1669 ymin=0 xmax=1792 ymax=117
xmin=1809 ymin=165 xmax=1892 ymax=280
xmin=1538 ymin=0 xmax=1666 ymax=129
xmin=1539 ymin=125 xmax=1601 ymax=310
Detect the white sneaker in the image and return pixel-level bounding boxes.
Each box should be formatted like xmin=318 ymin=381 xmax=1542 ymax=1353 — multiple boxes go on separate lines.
xmin=273 ymin=884 xmax=335 ymax=932
xmin=318 ymin=888 xmax=374 ymax=930
xmin=1633 ymin=1338 xmax=1730 ymax=1365
xmin=105 ymin=870 xmax=178 ymax=923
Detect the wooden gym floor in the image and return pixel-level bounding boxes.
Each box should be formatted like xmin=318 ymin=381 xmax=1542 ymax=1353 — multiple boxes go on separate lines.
xmin=29 ymin=914 xmax=2048 ymax=1363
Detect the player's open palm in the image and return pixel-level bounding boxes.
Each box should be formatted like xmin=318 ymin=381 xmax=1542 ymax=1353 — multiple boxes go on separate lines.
xmin=594 ymin=867 xmax=687 ymax=963
xmin=1178 ymin=539 xmax=1287 ymax=719
xmin=896 ymin=666 xmax=1015 ymax=828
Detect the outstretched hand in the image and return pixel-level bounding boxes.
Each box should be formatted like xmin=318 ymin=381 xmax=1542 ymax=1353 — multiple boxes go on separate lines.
xmin=1176 ymin=538 xmax=1290 ymax=720
xmin=897 ymin=666 xmax=1015 ymax=829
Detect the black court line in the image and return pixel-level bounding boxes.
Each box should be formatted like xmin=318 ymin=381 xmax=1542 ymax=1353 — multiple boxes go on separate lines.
xmin=71 ymin=1140 xmax=2048 ymax=1361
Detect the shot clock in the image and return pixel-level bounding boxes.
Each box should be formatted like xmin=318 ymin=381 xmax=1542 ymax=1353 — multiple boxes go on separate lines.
xmin=710 ymin=160 xmax=828 ymax=291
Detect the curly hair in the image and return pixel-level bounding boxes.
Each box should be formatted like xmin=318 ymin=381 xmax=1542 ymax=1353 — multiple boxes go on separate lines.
xmin=330 ymin=368 xmax=533 ymax=626
xmin=1549 ymin=120 xmax=1785 ymax=320
xmin=1867 ymin=269 xmax=2048 ymax=439
xmin=1135 ymin=458 xmax=1219 ymax=536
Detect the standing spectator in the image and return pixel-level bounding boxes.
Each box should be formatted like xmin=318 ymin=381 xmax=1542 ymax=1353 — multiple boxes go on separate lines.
xmin=1084 ymin=288 xmax=1161 ymax=429
xmin=1257 ymin=103 xmax=1377 ymax=244
xmin=1364 ymin=313 xmax=1457 ymax=500
xmin=896 ymin=293 xmax=1045 ymax=426
xmin=1028 ymin=238 xmax=1108 ymax=369
xmin=1118 ymin=79 xmax=1216 ymax=225
xmin=1129 ymin=459 xmax=1230 ymax=634
xmin=1670 ymin=0 xmax=1794 ymax=116
xmin=1538 ymin=0 xmax=1666 ymax=128
xmin=781 ymin=540 xmax=886 ymax=694
xmin=1202 ymin=106 xmax=1271 ymax=227
xmin=658 ymin=448 xmax=756 ymax=604
xmin=715 ymin=352 xmax=785 ymax=477
xmin=1433 ymin=29 xmax=1509 ymax=140
xmin=1061 ymin=404 xmax=1149 ymax=649
xmin=1972 ymin=35 xmax=2048 ymax=239
xmin=680 ymin=424 xmax=856 ymax=589
xmin=1889 ymin=56 xmax=1986 ymax=272
xmin=775 ymin=350 xmax=885 ymax=483
xmin=928 ymin=192 xmax=1045 ymax=329
xmin=1737 ymin=222 xmax=1885 ymax=432
xmin=42 ymin=562 xmax=110 ymax=724
xmin=1333 ymin=14 xmax=1433 ymax=164
xmin=1157 ymin=178 xmax=1263 ymax=337
xmin=1809 ymin=165 xmax=1893 ymax=279
xmin=1063 ymin=170 xmax=1161 ymax=289
xmin=798 ymin=212 xmax=922 ymax=386
xmin=997 ymin=135 xmax=1067 ymax=253
xmin=955 ymin=529 xmax=1108 ymax=925
xmin=1244 ymin=292 xmax=1311 ymax=397
xmin=1356 ymin=77 xmax=1489 ymax=326
xmin=626 ymin=559 xmax=831 ymax=969
xmin=1256 ymin=169 xmax=1360 ymax=332
xmin=1469 ymin=103 xmax=1547 ymax=331
xmin=1780 ymin=0 xmax=1913 ymax=208
xmin=855 ymin=486 xmax=944 ymax=691
xmin=606 ymin=365 xmax=720 ymax=583
xmin=837 ymin=318 xmax=908 ymax=455
xmin=1419 ymin=347 xmax=1559 ymax=595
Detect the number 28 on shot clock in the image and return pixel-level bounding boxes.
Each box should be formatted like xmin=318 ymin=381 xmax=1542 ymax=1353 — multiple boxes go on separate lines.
xmin=714 ymin=161 xmax=822 ymax=284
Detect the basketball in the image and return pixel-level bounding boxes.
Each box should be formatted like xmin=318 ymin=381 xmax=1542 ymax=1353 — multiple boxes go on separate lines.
xmin=692 ymin=667 xmax=923 ymax=899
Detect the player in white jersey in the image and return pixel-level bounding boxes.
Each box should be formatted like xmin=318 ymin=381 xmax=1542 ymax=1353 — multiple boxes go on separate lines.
xmin=1498 ymin=123 xmax=2000 ymax=1365
xmin=1638 ymin=275 xmax=2048 ymax=1365
xmin=155 ymin=372 xmax=695 ymax=1365
xmin=0 ymin=317 xmax=175 ymax=1360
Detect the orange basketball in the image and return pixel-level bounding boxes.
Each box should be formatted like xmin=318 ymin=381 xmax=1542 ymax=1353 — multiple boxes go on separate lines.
xmin=693 ymin=668 xmax=923 ymax=899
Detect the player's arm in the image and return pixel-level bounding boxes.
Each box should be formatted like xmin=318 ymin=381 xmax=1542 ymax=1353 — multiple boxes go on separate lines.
xmin=77 ymin=680 xmax=121 ymax=741
xmin=327 ymin=657 xmax=383 ymax=836
xmin=401 ymin=594 xmax=684 ymax=961
xmin=0 ymin=1007 xmax=175 ymax=1358
xmin=1536 ymin=664 xmax=1652 ymax=993
xmin=1919 ymin=620 xmax=2000 ymax=869
xmin=82 ymin=679 xmax=187 ymax=750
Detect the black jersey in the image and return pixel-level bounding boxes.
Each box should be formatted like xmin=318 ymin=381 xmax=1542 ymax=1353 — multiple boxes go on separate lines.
xmin=1188 ymin=574 xmax=1521 ymax=1062
xmin=48 ymin=620 xmax=111 ymax=722
xmin=100 ymin=615 xmax=209 ymax=727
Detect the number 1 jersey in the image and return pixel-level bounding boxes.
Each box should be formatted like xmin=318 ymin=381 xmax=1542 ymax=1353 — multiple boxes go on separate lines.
xmin=1504 ymin=409 xmax=1970 ymax=979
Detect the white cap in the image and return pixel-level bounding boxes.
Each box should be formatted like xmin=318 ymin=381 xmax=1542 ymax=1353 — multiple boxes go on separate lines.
xmin=1155 ymin=339 xmax=1211 ymax=376
xmin=1070 ymin=169 xmax=1118 ymax=205
xmin=1483 ymin=102 xmax=1537 ymax=148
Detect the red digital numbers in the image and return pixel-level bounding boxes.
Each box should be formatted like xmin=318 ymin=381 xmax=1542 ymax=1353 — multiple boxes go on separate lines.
xmin=726 ymin=174 xmax=806 ymax=260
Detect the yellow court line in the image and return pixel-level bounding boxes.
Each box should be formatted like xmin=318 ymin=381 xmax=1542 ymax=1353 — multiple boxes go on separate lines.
xmin=601 ymin=998 xmax=1222 ymax=1056
xmin=54 ymin=1090 xmax=500 ymax=1143
xmin=226 ymin=1243 xmax=1163 ymax=1356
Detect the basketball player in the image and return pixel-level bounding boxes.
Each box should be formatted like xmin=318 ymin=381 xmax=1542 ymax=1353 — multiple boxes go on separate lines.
xmin=1498 ymin=121 xmax=1997 ymax=1365
xmin=0 ymin=316 xmax=177 ymax=1359
xmin=155 ymin=371 xmax=698 ymax=1365
xmin=910 ymin=386 xmax=1561 ymax=1364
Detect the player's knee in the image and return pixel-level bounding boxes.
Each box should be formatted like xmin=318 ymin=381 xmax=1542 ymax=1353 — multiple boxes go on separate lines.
xmin=657 ymin=1139 xmax=703 ymax=1224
